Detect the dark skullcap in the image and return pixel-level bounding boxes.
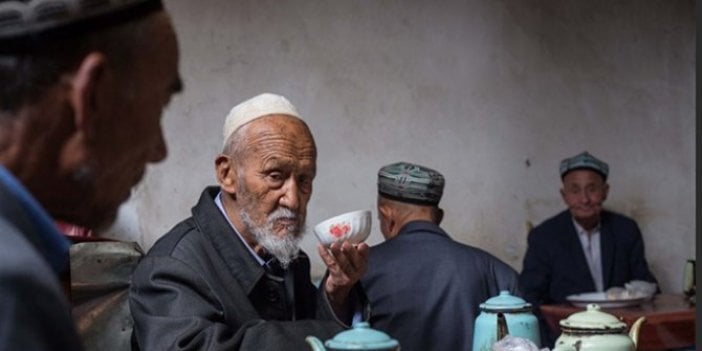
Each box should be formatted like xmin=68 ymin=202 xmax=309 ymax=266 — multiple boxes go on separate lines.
xmin=559 ymin=151 xmax=609 ymax=181
xmin=378 ymin=161 xmax=445 ymax=206
xmin=0 ymin=0 xmax=163 ymax=50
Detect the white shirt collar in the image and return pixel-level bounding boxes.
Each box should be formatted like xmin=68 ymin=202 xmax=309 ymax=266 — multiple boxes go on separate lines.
xmin=571 ymin=217 xmax=604 ymax=292
xmin=571 ymin=217 xmax=600 ymax=236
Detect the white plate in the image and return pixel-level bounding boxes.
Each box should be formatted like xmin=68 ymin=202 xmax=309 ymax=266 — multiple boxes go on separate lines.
xmin=566 ymin=292 xmax=647 ymax=308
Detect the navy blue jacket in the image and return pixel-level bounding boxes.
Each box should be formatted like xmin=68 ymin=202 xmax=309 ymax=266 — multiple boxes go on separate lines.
xmin=519 ymin=210 xmax=658 ymax=347
xmin=520 ymin=209 xmax=658 ymax=306
xmin=362 ymin=221 xmax=519 ymax=351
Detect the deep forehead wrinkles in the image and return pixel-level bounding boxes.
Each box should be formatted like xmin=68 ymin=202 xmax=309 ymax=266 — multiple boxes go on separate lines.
xmin=242 ymin=115 xmax=317 ymax=162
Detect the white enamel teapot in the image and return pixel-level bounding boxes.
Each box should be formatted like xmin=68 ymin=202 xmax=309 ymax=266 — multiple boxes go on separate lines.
xmin=552 ymin=304 xmax=645 ymax=351
xmin=306 ymin=322 xmax=400 ymax=351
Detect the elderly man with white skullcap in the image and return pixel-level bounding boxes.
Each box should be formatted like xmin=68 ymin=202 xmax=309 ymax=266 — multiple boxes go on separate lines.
xmin=361 ymin=162 xmax=520 ymax=351
xmin=129 ymin=93 xmax=370 ymax=350
xmin=519 ymin=151 xmax=658 ymax=347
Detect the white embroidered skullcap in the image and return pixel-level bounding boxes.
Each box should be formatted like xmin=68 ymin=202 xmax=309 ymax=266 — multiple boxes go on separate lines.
xmin=222 ymin=93 xmax=301 ymax=148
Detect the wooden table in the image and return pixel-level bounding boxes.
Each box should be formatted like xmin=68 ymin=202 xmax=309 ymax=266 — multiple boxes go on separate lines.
xmin=540 ymin=294 xmax=695 ymax=351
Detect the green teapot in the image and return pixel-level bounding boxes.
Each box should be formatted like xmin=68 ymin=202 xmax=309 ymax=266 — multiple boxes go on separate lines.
xmin=553 ymin=304 xmax=645 ymax=351
xmin=305 ymin=322 xmax=400 ymax=351
xmin=472 ymin=290 xmax=541 ymax=350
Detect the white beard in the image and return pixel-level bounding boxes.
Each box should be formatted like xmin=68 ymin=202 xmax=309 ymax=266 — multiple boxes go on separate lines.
xmin=241 ymin=207 xmax=304 ymax=269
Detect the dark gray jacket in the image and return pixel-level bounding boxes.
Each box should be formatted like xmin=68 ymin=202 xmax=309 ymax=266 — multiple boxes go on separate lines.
xmin=130 ymin=186 xmax=363 ymax=350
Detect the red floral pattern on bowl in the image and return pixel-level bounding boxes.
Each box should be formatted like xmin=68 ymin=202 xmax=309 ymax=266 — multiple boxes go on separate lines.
xmin=329 ymin=222 xmax=351 ymax=238
xmin=313 ymin=209 xmax=372 ymax=247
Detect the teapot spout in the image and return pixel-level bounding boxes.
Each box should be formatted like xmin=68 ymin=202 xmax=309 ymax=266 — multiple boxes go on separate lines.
xmin=305 ymin=336 xmax=326 ymax=351
xmin=628 ymin=317 xmax=646 ymax=349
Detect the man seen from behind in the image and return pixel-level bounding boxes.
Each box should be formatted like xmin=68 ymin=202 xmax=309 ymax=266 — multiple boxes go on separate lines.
xmin=362 ymin=161 xmax=520 ymax=351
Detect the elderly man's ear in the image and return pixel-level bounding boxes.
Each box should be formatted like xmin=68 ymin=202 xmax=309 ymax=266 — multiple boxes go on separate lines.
xmin=435 ymin=208 xmax=444 ymax=225
xmin=215 ymin=154 xmax=238 ymax=194
xmin=67 ymin=52 xmax=110 ymax=139
xmin=377 ymin=203 xmax=398 ymax=239
xmin=57 ymin=53 xmax=109 ymax=172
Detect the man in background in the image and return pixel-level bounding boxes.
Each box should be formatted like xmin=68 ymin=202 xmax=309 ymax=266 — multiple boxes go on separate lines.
xmin=361 ymin=161 xmax=520 ymax=351
xmin=0 ymin=0 xmax=182 ymax=349
xmin=519 ymin=151 xmax=658 ymax=346
xmin=130 ymin=93 xmax=369 ymax=350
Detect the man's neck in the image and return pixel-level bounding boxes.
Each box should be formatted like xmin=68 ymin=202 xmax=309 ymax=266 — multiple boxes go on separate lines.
xmin=390 ymin=213 xmax=434 ymax=237
xmin=574 ymin=217 xmax=600 ymax=235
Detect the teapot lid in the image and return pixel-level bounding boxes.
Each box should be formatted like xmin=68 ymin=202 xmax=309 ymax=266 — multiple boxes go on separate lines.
xmin=325 ymin=322 xmax=399 ymax=350
xmin=480 ymin=290 xmax=532 ymax=312
xmin=559 ymin=304 xmax=627 ymax=331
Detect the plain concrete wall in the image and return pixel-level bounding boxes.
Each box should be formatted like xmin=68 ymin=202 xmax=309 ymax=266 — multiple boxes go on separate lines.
xmin=106 ymin=0 xmax=695 ymax=294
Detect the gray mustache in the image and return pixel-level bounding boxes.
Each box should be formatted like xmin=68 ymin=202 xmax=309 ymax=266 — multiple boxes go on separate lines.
xmin=267 ymin=208 xmax=307 ymax=235
xmin=269 ymin=208 xmax=299 ymax=224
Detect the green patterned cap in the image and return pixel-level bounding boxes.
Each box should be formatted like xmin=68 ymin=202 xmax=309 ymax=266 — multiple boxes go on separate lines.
xmin=559 ymin=151 xmax=609 ymax=180
xmin=378 ymin=162 xmax=445 ymax=206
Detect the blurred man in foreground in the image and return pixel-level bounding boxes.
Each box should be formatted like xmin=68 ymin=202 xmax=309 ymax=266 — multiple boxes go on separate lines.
xmin=130 ymin=93 xmax=369 ymax=350
xmin=0 ymin=0 xmax=181 ymax=349
xmin=361 ymin=161 xmax=520 ymax=351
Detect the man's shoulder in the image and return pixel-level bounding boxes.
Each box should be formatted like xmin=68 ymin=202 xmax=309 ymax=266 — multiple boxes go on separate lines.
xmin=367 ymin=229 xmax=513 ymax=273
xmin=0 ymin=252 xmax=81 ymax=350
xmin=369 ymin=222 xmax=447 ymax=251
xmin=145 ymin=216 xmax=201 ymax=257
xmin=403 ymin=225 xmax=511 ymax=265
xmin=530 ymin=210 xmax=571 ymax=237
xmin=0 ymin=218 xmax=57 ymax=282
xmin=0 ymin=218 xmax=74 ymax=340
xmin=600 ymin=210 xmax=642 ymax=241
xmin=451 ymin=240 xmax=514 ymax=269
xmin=132 ymin=215 xmax=228 ymax=290
xmin=601 ymin=210 xmax=638 ymax=227
xmin=536 ymin=210 xmax=571 ymax=226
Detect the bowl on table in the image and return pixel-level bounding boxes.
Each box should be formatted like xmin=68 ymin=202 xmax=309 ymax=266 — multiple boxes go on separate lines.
xmin=313 ymin=209 xmax=371 ymax=247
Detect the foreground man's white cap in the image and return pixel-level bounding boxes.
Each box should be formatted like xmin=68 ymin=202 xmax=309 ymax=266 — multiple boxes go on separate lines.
xmin=222 ymin=93 xmax=301 ymax=148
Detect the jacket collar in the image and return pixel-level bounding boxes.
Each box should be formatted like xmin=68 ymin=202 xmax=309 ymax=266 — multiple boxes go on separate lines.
xmin=191 ymin=186 xmax=265 ymax=295
xmin=190 ymin=186 xmax=310 ymax=294
xmin=396 ymin=220 xmax=449 ymax=238
xmin=560 ymin=209 xmax=615 ymax=290
xmin=555 ymin=210 xmax=594 ymax=291
xmin=598 ymin=211 xmax=615 ymax=288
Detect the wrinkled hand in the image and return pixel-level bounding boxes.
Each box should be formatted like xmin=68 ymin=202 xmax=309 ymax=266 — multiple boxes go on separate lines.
xmin=318 ymin=241 xmax=369 ymax=306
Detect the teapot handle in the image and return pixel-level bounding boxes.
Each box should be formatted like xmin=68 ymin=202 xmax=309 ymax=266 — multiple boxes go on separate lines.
xmin=305 ymin=336 xmax=326 ymax=351
xmin=497 ymin=312 xmax=510 ymax=341
xmin=628 ymin=317 xmax=646 ymax=349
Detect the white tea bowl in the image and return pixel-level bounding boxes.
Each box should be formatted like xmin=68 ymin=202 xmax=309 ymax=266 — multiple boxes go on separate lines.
xmin=313 ymin=209 xmax=371 ymax=247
